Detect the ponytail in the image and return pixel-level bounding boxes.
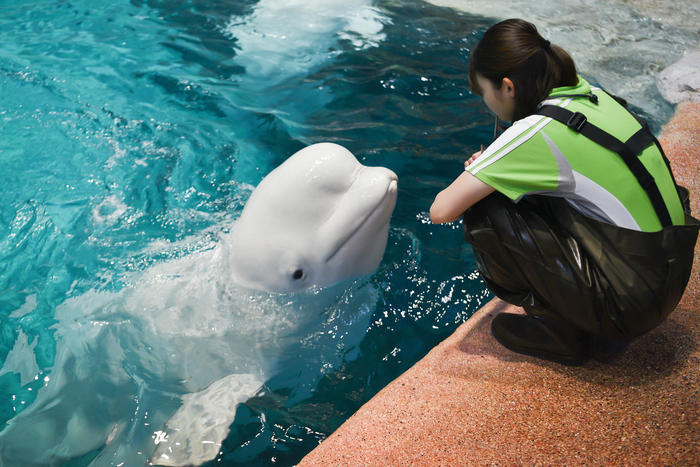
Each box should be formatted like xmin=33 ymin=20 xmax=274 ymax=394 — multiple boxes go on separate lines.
xmin=468 ymin=19 xmax=578 ymax=121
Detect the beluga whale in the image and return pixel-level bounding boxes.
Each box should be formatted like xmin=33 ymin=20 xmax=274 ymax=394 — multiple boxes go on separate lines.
xmin=0 ymin=143 xmax=398 ymax=467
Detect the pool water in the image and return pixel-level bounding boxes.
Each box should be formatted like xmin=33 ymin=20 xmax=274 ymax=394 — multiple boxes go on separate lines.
xmin=0 ymin=0 xmax=694 ymax=465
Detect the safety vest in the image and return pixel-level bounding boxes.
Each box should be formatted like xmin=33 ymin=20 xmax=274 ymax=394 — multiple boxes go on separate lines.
xmin=467 ymin=77 xmax=685 ymax=232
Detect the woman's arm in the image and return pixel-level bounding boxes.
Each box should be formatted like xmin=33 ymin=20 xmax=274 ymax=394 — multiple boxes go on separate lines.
xmin=430 ymin=170 xmax=495 ymax=224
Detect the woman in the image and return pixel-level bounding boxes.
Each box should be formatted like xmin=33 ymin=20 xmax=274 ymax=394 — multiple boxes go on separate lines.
xmin=430 ymin=19 xmax=698 ymax=365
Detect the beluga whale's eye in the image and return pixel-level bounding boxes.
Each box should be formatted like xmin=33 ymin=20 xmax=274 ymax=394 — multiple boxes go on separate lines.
xmin=292 ymin=269 xmax=304 ymax=280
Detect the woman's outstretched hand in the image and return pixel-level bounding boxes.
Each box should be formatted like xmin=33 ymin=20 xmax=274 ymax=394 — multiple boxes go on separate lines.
xmin=464 ymin=145 xmax=485 ymax=169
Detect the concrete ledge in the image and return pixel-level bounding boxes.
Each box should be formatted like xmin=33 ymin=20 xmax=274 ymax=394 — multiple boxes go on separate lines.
xmin=301 ymin=298 xmax=698 ymax=464
xmin=301 ymin=102 xmax=699 ymax=465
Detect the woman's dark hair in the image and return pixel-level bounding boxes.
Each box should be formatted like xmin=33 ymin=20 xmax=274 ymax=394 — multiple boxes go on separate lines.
xmin=468 ymin=19 xmax=578 ymax=121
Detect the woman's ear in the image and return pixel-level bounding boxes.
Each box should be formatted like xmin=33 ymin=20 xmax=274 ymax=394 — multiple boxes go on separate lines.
xmin=502 ymin=77 xmax=515 ymax=97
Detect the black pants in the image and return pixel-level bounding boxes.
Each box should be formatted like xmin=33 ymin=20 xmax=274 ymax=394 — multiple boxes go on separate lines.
xmin=463 ymin=193 xmax=698 ymax=341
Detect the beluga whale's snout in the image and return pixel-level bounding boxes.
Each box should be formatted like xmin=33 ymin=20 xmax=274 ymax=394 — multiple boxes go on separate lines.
xmin=225 ymin=143 xmax=398 ymax=292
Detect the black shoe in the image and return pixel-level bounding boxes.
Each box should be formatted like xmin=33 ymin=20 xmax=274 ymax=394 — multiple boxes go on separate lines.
xmin=491 ymin=313 xmax=590 ymax=366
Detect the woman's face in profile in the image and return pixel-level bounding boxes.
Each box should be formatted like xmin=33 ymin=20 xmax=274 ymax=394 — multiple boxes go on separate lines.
xmin=476 ymin=74 xmax=515 ymax=122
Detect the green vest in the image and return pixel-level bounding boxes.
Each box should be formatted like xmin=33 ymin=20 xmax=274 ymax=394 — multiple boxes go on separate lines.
xmin=467 ymin=77 xmax=684 ymax=232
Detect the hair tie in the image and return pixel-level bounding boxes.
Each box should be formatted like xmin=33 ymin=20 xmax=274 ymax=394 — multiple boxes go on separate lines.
xmin=543 ymin=40 xmax=551 ymax=50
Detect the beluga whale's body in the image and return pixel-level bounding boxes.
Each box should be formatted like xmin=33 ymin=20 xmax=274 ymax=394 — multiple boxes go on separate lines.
xmin=0 ymin=143 xmax=398 ymax=467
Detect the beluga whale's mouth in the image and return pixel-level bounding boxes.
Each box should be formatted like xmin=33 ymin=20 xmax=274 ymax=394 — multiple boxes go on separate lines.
xmin=324 ymin=172 xmax=398 ymax=263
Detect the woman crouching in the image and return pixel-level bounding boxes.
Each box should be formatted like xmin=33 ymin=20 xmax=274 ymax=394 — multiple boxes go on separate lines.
xmin=430 ymin=19 xmax=699 ymax=365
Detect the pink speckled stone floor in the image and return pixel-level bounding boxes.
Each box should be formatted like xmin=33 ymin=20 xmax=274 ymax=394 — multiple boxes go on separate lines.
xmin=301 ymin=102 xmax=700 ymax=465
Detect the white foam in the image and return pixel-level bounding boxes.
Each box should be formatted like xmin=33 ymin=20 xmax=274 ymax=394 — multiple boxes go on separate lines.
xmin=0 ymin=330 xmax=39 ymax=386
xmin=9 ymin=294 xmax=37 ymax=319
xmin=92 ymin=194 xmax=127 ymax=225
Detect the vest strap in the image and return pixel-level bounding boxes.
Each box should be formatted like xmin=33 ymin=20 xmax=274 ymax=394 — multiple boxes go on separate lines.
xmin=537 ymin=104 xmax=672 ymax=227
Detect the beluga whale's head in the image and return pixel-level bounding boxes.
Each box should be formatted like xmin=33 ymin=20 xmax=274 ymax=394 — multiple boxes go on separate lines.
xmin=226 ymin=142 xmax=398 ymax=292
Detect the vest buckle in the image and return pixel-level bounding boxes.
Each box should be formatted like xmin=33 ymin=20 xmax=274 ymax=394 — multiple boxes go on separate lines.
xmin=566 ymin=112 xmax=587 ymax=132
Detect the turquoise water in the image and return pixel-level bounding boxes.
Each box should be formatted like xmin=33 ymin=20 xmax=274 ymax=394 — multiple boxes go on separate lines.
xmin=0 ymin=0 xmax=685 ymax=465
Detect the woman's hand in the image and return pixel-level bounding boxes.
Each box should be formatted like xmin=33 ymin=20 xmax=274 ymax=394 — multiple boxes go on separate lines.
xmin=464 ymin=145 xmax=485 ymax=169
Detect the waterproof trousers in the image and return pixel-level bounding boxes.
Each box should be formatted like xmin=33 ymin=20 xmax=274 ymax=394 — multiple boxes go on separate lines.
xmin=463 ymin=193 xmax=698 ymax=342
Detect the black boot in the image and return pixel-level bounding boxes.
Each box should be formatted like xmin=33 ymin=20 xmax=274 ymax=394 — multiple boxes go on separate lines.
xmin=491 ymin=313 xmax=590 ymax=366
